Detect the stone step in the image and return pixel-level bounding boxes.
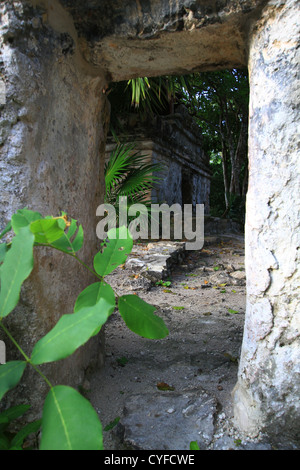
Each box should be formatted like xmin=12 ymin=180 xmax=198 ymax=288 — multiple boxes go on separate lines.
xmin=126 ymin=241 xmax=186 ymax=282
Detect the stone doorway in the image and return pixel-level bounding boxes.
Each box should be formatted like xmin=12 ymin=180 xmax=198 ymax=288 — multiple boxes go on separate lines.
xmin=181 ymin=169 xmax=193 ymax=207
xmin=1 ymin=0 xmax=299 ymax=448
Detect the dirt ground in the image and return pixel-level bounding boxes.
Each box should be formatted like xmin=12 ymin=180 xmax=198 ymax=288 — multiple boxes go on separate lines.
xmin=87 ymin=234 xmax=272 ymax=450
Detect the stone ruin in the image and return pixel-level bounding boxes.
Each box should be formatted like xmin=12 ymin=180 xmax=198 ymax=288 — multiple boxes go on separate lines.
xmin=105 ymin=105 xmax=211 ymax=213
xmin=0 ymin=0 xmax=299 ymax=448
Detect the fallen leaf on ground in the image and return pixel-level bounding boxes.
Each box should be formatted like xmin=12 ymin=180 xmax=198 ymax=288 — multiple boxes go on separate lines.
xmin=163 ymin=289 xmax=176 ymax=294
xmin=157 ymin=382 xmax=175 ymax=391
xmin=104 ymin=417 xmax=121 ymax=432
xmin=228 ymin=308 xmax=239 ymax=314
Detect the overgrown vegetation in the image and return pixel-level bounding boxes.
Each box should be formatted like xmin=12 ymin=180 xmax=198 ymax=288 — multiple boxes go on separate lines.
xmin=104 ymin=141 xmax=162 ymax=227
xmin=0 ymin=209 xmax=169 ymax=450
xmin=108 ymin=69 xmax=249 ymax=224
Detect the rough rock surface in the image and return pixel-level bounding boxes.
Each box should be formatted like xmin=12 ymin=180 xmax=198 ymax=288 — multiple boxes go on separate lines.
xmin=119 ymin=389 xmax=218 ymax=450
xmin=233 ymin=0 xmax=300 ymax=446
xmin=49 ymin=0 xmax=268 ymax=81
xmin=126 ymin=241 xmax=187 ymax=282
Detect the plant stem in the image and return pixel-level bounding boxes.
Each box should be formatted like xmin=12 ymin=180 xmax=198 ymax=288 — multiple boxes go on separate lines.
xmin=35 ymin=243 xmax=104 ymax=282
xmin=0 ymin=321 xmax=53 ymax=389
xmin=72 ymin=254 xmax=104 ymax=281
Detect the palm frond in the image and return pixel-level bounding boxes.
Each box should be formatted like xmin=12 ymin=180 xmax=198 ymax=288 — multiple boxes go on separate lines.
xmin=104 ymin=142 xmax=164 ymax=210
xmin=105 ymin=143 xmax=139 ymax=192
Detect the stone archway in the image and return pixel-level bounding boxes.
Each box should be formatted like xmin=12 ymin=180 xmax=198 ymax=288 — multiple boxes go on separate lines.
xmin=0 ymin=0 xmax=299 ymax=447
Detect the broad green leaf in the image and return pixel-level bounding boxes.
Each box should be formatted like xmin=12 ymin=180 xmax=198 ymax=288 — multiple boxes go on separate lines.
xmin=70 ymin=225 xmax=84 ymax=252
xmin=11 ymin=209 xmax=42 ymax=235
xmin=0 ymin=243 xmax=7 ymax=264
xmin=94 ymin=226 xmax=133 ymax=277
xmin=0 ymin=362 xmax=27 ymax=400
xmin=74 ymin=282 xmax=115 ymax=313
xmin=74 ymin=282 xmax=115 ymax=336
xmin=0 ymin=404 xmax=30 ymax=422
xmin=30 ymin=218 xmax=66 ymax=244
xmin=40 ymin=385 xmax=103 ymax=450
xmin=0 ymin=221 xmax=12 ymax=240
xmin=31 ymin=301 xmax=113 ymax=365
xmin=10 ymin=419 xmax=42 ymax=448
xmin=51 ymin=218 xmax=83 ymax=254
xmin=118 ymin=295 xmax=169 ymax=339
xmin=0 ymin=227 xmax=35 ymax=319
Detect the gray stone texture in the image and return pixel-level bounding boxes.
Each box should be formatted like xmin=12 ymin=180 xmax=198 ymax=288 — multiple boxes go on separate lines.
xmin=53 ymin=0 xmax=268 ymax=81
xmin=233 ymin=0 xmax=300 ymax=447
xmin=117 ymin=389 xmax=218 ymax=450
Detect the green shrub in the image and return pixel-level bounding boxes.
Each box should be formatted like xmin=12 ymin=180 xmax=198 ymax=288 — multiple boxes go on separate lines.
xmin=0 ymin=209 xmax=169 ymax=450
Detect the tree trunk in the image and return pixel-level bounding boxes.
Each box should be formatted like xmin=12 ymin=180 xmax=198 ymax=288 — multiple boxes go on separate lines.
xmin=230 ymin=117 xmax=248 ymax=195
xmin=218 ymin=115 xmax=230 ymax=213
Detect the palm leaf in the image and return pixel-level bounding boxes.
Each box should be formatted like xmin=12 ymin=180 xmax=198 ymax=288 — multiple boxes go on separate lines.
xmin=105 ymin=143 xmax=162 ymax=200
xmin=104 ymin=143 xmax=136 ymax=192
xmin=126 ymin=78 xmax=168 ymax=116
xmin=119 ymin=165 xmax=160 ymax=197
xmin=104 ymin=142 xmax=164 ymax=227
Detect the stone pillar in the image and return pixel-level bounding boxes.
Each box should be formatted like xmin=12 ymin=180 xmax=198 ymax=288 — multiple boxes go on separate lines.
xmin=233 ymin=0 xmax=300 ymax=447
xmin=0 ymin=1 xmax=108 ymax=417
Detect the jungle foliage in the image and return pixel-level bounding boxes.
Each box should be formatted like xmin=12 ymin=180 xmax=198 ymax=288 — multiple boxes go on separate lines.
xmin=108 ymin=69 xmax=249 ymax=224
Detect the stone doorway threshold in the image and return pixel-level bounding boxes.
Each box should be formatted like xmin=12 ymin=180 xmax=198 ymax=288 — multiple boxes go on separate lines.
xmin=87 ymin=234 xmax=272 ymax=450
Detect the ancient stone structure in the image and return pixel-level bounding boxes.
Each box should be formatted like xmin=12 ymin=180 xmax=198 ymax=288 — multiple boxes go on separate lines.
xmin=105 ymin=105 xmax=211 ymax=212
xmin=0 ymin=0 xmax=299 ymax=447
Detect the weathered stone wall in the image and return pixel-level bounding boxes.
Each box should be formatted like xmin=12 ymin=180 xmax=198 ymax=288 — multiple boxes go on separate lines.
xmin=233 ymin=0 xmax=300 ymax=447
xmin=106 ymin=105 xmax=211 ymax=212
xmin=0 ymin=1 xmax=109 ymax=417
xmin=55 ymin=0 xmax=268 ymax=81
xmin=151 ymin=107 xmax=211 ymax=211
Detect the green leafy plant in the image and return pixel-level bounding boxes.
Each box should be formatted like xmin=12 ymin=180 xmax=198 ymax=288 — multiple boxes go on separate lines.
xmin=190 ymin=440 xmax=200 ymax=450
xmin=0 ymin=404 xmax=41 ymax=450
xmin=228 ymin=308 xmax=239 ymax=314
xmin=0 ymin=208 xmax=169 ymax=450
xmin=116 ymin=357 xmax=128 ymax=367
xmin=104 ymin=416 xmax=121 ymax=432
xmin=155 ymin=280 xmax=171 ymax=287
xmin=104 ymin=142 xmax=164 ymax=237
xmin=105 ymin=142 xmax=162 ymax=208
